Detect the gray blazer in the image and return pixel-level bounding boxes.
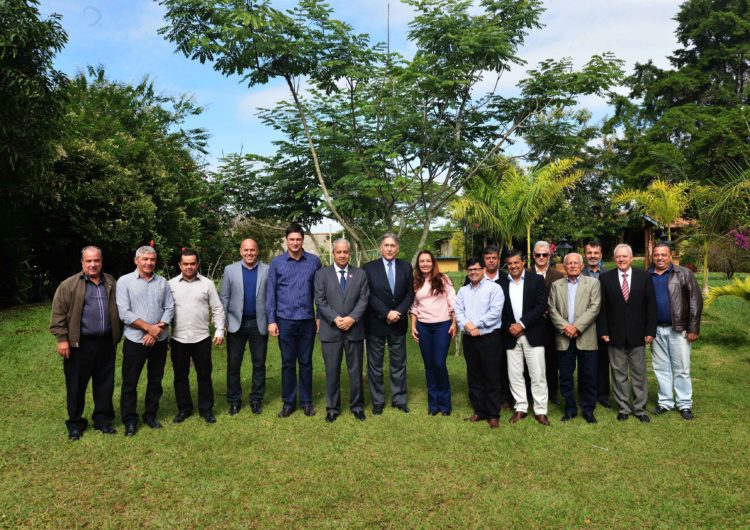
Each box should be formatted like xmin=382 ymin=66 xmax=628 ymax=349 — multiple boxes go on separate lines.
xmin=219 ymin=261 xmax=269 ymax=334
xmin=548 ymin=275 xmax=601 ymax=351
xmin=314 ymin=265 xmax=369 ymax=342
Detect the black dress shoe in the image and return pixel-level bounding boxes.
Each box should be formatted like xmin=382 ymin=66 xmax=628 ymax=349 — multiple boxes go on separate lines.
xmin=173 ymin=411 xmax=192 ymax=424
xmin=278 ymin=406 xmax=295 ymax=418
xmin=68 ymin=429 xmax=82 ymax=441
xmin=124 ymin=423 xmax=137 ymax=437
xmin=372 ymin=404 xmax=384 ymax=415
xmin=325 ymin=412 xmax=338 ymax=423
xmin=616 ymin=413 xmax=629 ymax=421
xmin=94 ymin=424 xmax=116 ymax=434
xmin=653 ymin=406 xmax=671 ymax=415
xmin=441 ymin=411 xmax=451 ymax=417
xmin=201 ymin=411 xmax=216 ymax=424
xmin=636 ymin=413 xmax=650 ymax=423
xmin=429 ymin=410 xmax=439 ymax=416
xmin=561 ymin=413 xmax=577 ymax=422
xmin=393 ymin=404 xmax=410 ymax=413
xmin=352 ymin=410 xmax=366 ymax=421
xmin=229 ymin=404 xmax=241 ymax=416
xmin=302 ymin=404 xmax=316 ymax=417
xmin=583 ymin=412 xmax=597 ymax=424
xmin=250 ymin=402 xmax=262 ymax=415
xmin=144 ymin=417 xmax=162 ymax=429
xmin=679 ymin=408 xmax=694 ymax=420
xmin=598 ymin=400 xmax=611 ymax=409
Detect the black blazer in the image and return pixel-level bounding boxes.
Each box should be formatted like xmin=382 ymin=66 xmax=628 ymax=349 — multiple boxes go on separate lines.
xmin=363 ymin=258 xmax=414 ymax=336
xmin=597 ymin=268 xmax=657 ymax=347
xmin=498 ymin=272 xmax=548 ymax=349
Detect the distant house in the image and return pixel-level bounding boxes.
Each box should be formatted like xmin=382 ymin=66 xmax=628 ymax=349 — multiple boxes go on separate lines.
xmin=433 ymin=234 xmax=461 ymax=272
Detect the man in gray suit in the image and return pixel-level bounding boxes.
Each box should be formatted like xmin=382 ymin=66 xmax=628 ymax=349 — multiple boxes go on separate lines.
xmin=220 ymin=239 xmax=269 ymax=415
xmin=548 ymin=253 xmax=601 ymax=423
xmin=314 ymin=239 xmax=369 ymax=422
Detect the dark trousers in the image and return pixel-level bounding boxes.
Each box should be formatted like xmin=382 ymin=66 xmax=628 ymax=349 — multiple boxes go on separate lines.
xmin=597 ymin=337 xmax=611 ymax=402
xmin=171 ymin=337 xmax=213 ymax=415
xmin=226 ymin=316 xmax=268 ymax=406
xmin=416 ymin=320 xmax=452 ymax=414
xmin=463 ymin=331 xmax=503 ymax=420
xmin=120 ymin=338 xmax=168 ymax=424
xmin=545 ymin=344 xmax=559 ymax=399
xmin=366 ymin=331 xmax=408 ymax=407
xmin=63 ymin=335 xmax=115 ymax=433
xmin=277 ymin=318 xmax=316 ymax=407
xmin=557 ymin=342 xmax=598 ymax=415
xmin=321 ymin=339 xmax=365 ymax=414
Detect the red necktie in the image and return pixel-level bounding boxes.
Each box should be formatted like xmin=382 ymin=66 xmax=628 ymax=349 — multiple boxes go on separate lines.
xmin=621 ymin=272 xmax=630 ymax=302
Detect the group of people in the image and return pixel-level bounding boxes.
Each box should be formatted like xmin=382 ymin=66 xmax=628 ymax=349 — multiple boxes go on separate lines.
xmin=49 ymin=225 xmax=703 ymax=440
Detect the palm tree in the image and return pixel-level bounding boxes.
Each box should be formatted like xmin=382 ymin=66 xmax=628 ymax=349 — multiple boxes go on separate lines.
xmin=452 ymin=158 xmax=583 ymax=257
xmin=612 ymin=179 xmax=692 ymax=241
xmin=705 ymin=276 xmax=750 ymax=306
xmin=451 ymin=158 xmax=520 ymax=251
xmin=692 ymin=164 xmax=750 ymax=293
xmin=508 ymin=158 xmax=584 ymax=259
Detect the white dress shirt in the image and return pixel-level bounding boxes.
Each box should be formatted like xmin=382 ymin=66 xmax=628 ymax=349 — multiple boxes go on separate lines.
xmin=169 ymin=273 xmax=225 ymax=343
xmin=507 ymin=271 xmax=526 ymax=326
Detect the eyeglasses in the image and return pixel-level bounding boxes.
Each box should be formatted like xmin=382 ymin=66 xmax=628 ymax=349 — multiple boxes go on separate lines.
xmin=466 ymin=267 xmax=483 ymax=273
xmin=534 ymin=253 xmax=549 ymax=258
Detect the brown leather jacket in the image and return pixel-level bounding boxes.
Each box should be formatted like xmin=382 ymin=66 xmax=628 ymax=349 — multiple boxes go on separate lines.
xmin=666 ymin=264 xmax=703 ymax=334
xmin=50 ymin=272 xmax=122 ymax=347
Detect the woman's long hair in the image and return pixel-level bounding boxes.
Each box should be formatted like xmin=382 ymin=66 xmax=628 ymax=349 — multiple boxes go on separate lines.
xmin=413 ymin=250 xmax=446 ymax=295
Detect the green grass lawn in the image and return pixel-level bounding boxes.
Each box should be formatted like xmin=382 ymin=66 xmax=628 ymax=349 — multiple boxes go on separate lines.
xmin=1 ymin=273 xmax=749 ymax=528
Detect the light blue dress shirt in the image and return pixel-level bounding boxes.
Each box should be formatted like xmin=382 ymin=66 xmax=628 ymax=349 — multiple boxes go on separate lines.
xmin=454 ymin=278 xmax=504 ymax=334
xmin=116 ymin=270 xmax=174 ymax=342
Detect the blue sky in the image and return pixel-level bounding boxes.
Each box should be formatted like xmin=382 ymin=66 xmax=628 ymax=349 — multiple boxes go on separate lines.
xmin=41 ymin=0 xmax=684 ymax=169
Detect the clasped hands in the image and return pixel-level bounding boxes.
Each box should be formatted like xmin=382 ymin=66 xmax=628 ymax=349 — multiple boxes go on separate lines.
xmin=561 ymin=324 xmax=580 ymax=339
xmin=142 ymin=322 xmax=167 ymax=347
xmin=334 ymin=316 xmax=355 ymax=331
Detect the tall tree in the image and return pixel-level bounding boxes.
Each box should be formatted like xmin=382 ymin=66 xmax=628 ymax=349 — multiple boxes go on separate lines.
xmin=0 ymin=0 xmax=67 ymax=305
xmin=612 ymin=179 xmax=692 ymax=241
xmin=604 ymin=0 xmax=750 ymax=187
xmin=158 ymin=0 xmax=623 ymax=260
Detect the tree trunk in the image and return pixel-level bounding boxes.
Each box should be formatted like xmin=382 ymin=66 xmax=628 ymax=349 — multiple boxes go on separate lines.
xmin=526 ymin=223 xmax=532 ymax=259
xmin=702 ymin=240 xmax=710 ymax=295
xmin=411 ymin=211 xmax=433 ymax=264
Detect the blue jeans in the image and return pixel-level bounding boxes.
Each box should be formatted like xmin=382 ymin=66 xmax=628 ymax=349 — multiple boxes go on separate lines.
xmin=651 ymin=326 xmax=693 ymax=410
xmin=557 ymin=342 xmax=598 ymax=415
xmin=416 ymin=320 xmax=452 ymax=413
xmin=277 ymin=318 xmax=316 ymax=407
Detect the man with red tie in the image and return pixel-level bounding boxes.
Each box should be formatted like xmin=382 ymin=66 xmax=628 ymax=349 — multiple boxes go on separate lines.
xmin=597 ymin=244 xmax=657 ymax=423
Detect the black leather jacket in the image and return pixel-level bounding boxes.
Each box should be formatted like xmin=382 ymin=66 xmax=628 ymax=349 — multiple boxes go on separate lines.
xmin=666 ymin=264 xmax=703 ymax=334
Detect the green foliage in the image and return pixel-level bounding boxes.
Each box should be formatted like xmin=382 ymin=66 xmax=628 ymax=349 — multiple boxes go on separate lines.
xmin=706 ymin=275 xmax=750 ymax=305
xmin=40 ymin=67 xmax=227 ymax=282
xmin=612 ymin=179 xmax=692 ymax=240
xmin=604 ymin=0 xmax=750 ymax=187
xmin=0 ymin=0 xmax=68 ymax=305
xmin=159 ymin=0 xmax=623 ymax=260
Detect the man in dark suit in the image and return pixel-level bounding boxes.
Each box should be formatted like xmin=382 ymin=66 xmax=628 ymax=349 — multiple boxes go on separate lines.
xmin=314 ymin=239 xmax=370 ymax=423
xmin=582 ymin=239 xmax=611 ymax=408
xmin=530 ymin=240 xmax=564 ymax=405
xmin=598 ymin=243 xmax=657 ymax=423
xmin=219 ymin=239 xmax=269 ymax=416
xmin=498 ymin=249 xmax=550 ymax=426
xmin=363 ymin=233 xmax=415 ymax=414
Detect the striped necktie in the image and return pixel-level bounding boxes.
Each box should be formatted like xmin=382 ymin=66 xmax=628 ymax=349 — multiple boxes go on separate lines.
xmin=621 ymin=272 xmax=630 ymax=302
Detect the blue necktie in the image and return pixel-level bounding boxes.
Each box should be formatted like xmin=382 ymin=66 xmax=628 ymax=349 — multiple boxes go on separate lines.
xmin=339 ymin=269 xmax=347 ymax=295
xmin=387 ymin=261 xmax=395 ymax=294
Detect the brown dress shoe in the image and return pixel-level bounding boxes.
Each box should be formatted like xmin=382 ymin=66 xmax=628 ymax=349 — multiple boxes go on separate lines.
xmin=535 ymin=414 xmax=550 ymax=426
xmin=487 ymin=418 xmax=500 ymax=429
xmin=509 ymin=411 xmax=528 ymax=424
xmin=466 ymin=414 xmax=482 ymax=422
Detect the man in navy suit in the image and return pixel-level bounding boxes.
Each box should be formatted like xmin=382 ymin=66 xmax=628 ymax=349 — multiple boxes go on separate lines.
xmin=220 ymin=239 xmax=269 ymax=416
xmin=598 ymin=243 xmax=656 ymax=423
xmin=314 ymin=239 xmax=370 ymax=422
xmin=498 ymin=249 xmax=550 ymax=426
xmin=363 ymin=233 xmax=415 ymax=414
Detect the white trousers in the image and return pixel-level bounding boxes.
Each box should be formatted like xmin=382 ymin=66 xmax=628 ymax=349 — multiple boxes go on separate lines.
xmin=507 ymin=335 xmax=548 ymax=415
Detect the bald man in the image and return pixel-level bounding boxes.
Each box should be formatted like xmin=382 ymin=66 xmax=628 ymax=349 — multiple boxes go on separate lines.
xmin=220 ymin=239 xmax=270 ymax=416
